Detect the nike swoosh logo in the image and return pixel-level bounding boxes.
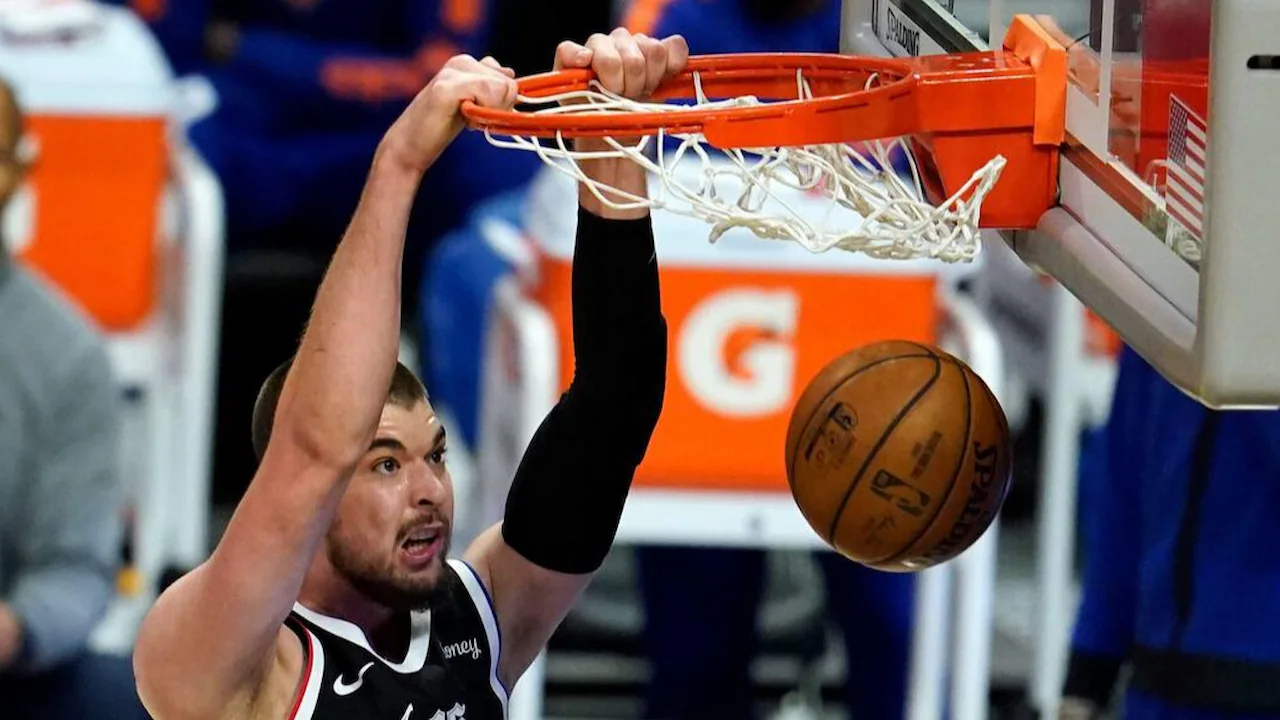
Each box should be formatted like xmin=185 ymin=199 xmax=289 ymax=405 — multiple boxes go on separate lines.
xmin=333 ymin=662 xmax=374 ymax=697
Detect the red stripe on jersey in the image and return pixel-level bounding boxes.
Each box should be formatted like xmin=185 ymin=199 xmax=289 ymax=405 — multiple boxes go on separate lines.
xmin=287 ymin=626 xmax=316 ymax=720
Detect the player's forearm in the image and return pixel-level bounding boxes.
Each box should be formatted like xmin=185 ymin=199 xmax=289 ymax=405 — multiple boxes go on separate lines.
xmin=272 ymin=146 xmax=421 ymax=469
xmin=568 ymin=207 xmax=665 ymax=400
xmin=501 ymin=208 xmax=666 ymax=575
xmin=576 ymin=149 xmax=651 ymax=220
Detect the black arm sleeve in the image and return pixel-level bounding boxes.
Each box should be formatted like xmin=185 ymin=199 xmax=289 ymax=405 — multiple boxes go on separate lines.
xmin=500 ymin=207 xmax=668 ymax=574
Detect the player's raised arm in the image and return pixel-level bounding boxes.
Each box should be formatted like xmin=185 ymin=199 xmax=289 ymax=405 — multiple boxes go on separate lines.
xmin=462 ymin=28 xmax=685 ymax=690
xmin=132 ymin=56 xmax=518 ymax=720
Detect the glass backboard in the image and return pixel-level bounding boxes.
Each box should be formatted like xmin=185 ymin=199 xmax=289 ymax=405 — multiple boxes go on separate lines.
xmin=844 ymin=0 xmax=1280 ymax=409
xmin=846 ymin=0 xmax=1209 ymax=247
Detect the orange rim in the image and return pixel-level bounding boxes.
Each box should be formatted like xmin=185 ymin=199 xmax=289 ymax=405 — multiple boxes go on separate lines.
xmin=462 ymin=15 xmax=1071 ymax=231
xmin=461 ymin=53 xmax=921 ymax=143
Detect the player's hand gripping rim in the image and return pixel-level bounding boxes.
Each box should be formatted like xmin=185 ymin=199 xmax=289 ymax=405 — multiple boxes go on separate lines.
xmin=556 ymin=29 xmax=689 ymax=149
xmin=379 ymin=54 xmax=519 ymax=176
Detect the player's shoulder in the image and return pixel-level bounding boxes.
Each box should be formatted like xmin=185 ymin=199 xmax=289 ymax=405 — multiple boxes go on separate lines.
xmin=430 ymin=559 xmax=508 ymax=702
xmin=438 ymin=557 xmax=497 ymax=626
xmin=435 ymin=559 xmax=501 ymax=659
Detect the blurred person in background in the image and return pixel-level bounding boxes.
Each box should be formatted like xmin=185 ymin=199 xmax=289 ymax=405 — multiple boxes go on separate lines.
xmin=113 ymin=0 xmax=549 ymax=527
xmin=0 ymin=78 xmax=147 ymax=720
xmin=627 ymin=0 xmax=838 ymax=54
xmin=1063 ymin=5 xmax=1227 ymax=718
xmin=1060 ymin=345 xmax=1280 ymax=720
xmin=117 ymin=0 xmax=540 ymax=293
xmin=624 ymin=2 xmax=914 ymax=718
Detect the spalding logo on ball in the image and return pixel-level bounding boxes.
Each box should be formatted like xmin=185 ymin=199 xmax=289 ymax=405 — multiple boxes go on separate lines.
xmin=785 ymin=340 xmax=1013 ymax=572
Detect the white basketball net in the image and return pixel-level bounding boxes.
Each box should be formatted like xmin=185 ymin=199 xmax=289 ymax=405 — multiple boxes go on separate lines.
xmin=478 ymin=70 xmax=1007 ymax=263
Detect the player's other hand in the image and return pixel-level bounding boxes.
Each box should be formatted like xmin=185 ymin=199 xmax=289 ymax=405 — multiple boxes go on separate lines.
xmin=380 ymin=54 xmax=517 ymax=176
xmin=557 ymin=28 xmax=686 ymax=217
xmin=555 ymin=28 xmax=689 ymax=100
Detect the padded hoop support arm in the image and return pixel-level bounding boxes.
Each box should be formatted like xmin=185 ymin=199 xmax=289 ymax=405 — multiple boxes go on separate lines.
xmin=902 ymin=15 xmax=1067 ymax=229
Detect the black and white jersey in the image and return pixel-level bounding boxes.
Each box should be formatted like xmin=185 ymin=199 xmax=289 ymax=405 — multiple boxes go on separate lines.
xmin=285 ymin=558 xmax=507 ymax=720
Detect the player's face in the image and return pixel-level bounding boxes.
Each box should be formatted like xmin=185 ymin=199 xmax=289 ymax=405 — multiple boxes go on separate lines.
xmin=326 ymin=399 xmax=454 ymax=612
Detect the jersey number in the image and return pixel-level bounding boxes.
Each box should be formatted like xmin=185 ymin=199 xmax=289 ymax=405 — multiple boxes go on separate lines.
xmin=402 ymin=703 xmax=466 ymax=720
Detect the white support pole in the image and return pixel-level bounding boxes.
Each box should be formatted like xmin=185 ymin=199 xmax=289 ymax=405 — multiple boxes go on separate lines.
xmin=941 ymin=288 xmax=1005 ymax=720
xmin=169 ymin=147 xmax=225 ymax=568
xmin=508 ymin=651 xmax=547 ymax=720
xmin=952 ymin=523 xmax=999 ymax=720
xmin=906 ymin=564 xmax=952 ymax=720
xmin=1031 ymin=281 xmax=1086 ymax=717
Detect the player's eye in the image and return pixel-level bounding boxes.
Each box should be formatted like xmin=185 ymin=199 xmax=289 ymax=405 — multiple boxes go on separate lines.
xmin=373 ymin=458 xmax=400 ymax=475
xmin=429 ymin=447 xmax=448 ymax=465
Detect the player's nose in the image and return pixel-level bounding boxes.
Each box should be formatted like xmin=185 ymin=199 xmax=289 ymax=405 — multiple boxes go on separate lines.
xmin=408 ymin=462 xmax=449 ymax=507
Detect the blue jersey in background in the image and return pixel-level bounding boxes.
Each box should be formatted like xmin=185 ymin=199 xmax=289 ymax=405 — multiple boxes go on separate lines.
xmin=1070 ymin=345 xmax=1280 ymax=717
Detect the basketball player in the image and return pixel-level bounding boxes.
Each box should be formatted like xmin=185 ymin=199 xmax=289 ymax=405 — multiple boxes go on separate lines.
xmin=133 ymin=28 xmax=681 ymax=720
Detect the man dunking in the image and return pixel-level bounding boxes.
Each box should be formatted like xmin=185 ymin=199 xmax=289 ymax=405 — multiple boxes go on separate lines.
xmin=133 ymin=28 xmax=681 ymax=720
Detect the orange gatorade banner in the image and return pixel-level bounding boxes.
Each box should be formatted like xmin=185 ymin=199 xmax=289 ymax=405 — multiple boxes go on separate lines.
xmin=18 ymin=114 xmax=167 ymax=330
xmin=533 ymin=256 xmax=940 ymax=493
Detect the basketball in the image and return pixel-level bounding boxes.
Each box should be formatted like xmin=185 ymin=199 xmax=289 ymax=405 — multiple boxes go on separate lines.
xmin=785 ymin=340 xmax=1012 ymax=571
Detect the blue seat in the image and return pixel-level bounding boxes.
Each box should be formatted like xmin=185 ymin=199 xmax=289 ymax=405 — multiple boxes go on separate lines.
xmin=417 ymin=187 xmax=528 ymax=447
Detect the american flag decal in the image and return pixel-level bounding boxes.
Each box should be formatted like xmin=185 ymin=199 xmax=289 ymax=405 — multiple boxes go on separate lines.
xmin=1165 ymin=95 xmax=1208 ymax=242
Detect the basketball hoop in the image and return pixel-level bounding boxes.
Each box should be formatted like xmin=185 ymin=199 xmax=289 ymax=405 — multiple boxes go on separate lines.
xmin=462 ymin=16 xmax=1067 ymax=263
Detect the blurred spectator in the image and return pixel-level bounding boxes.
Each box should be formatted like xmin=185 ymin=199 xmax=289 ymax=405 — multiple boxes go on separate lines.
xmin=1061 ymin=346 xmax=1280 ymax=720
xmin=116 ymin=0 xmax=540 ymax=286
xmin=114 ymin=0 xmax=545 ymax=511
xmin=628 ymin=0 xmax=838 ymax=53
xmin=485 ymin=0 xmax=614 ymax=78
xmin=624 ymin=2 xmax=913 ymax=718
xmin=0 ymin=78 xmax=145 ymax=720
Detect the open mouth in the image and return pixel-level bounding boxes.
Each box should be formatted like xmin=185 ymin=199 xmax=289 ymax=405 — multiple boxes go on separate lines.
xmin=400 ymin=525 xmax=444 ymax=563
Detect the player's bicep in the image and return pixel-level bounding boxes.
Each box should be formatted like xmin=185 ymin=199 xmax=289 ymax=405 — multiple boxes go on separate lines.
xmin=135 ymin=453 xmax=347 ymax=718
xmin=462 ymin=523 xmax=592 ymax=689
xmin=134 ymin=565 xmax=287 ymax=719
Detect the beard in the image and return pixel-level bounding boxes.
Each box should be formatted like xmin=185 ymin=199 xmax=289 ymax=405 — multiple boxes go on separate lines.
xmin=326 ymin=523 xmax=453 ymax=613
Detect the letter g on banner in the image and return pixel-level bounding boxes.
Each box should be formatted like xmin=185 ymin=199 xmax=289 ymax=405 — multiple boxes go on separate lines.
xmin=677 ymin=288 xmax=799 ymax=418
